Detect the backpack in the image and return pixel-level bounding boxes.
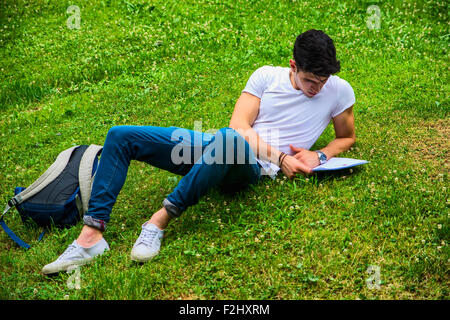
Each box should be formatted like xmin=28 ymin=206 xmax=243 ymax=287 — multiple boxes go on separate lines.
xmin=0 ymin=145 xmax=103 ymax=249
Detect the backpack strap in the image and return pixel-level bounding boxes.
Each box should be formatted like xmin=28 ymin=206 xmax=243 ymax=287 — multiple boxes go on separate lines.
xmin=0 ymin=219 xmax=31 ymax=249
xmin=78 ymin=145 xmax=103 ymax=214
xmin=0 ymin=219 xmax=46 ymax=250
xmin=0 ymin=203 xmax=45 ymax=249
xmin=1 ymin=192 xmax=31 ymax=249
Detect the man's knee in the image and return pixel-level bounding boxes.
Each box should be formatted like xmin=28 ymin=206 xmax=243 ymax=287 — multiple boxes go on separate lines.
xmin=216 ymin=127 xmax=245 ymax=145
xmin=106 ymin=125 xmax=132 ymax=142
xmin=214 ymin=127 xmax=249 ymax=164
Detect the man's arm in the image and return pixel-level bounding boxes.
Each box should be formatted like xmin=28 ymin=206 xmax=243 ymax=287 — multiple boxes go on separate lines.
xmin=229 ymin=92 xmax=312 ymax=177
xmin=290 ymin=106 xmax=356 ymax=167
xmin=322 ymin=105 xmax=356 ymax=158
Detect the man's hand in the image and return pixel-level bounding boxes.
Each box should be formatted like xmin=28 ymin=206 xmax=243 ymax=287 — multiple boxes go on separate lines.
xmin=289 ymin=144 xmax=320 ymax=168
xmin=280 ymin=153 xmax=313 ymax=178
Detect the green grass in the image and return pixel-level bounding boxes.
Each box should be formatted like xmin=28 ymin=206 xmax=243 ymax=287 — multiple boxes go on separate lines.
xmin=0 ymin=0 xmax=448 ymax=300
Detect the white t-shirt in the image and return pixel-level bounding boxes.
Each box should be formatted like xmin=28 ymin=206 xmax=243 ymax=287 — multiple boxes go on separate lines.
xmin=242 ymin=65 xmax=355 ymax=178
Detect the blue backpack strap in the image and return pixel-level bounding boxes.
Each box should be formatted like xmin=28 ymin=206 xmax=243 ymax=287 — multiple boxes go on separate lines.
xmin=0 ymin=203 xmax=30 ymax=249
xmin=0 ymin=219 xmax=31 ymax=250
xmin=38 ymin=228 xmax=46 ymax=241
xmin=0 ymin=203 xmax=44 ymax=250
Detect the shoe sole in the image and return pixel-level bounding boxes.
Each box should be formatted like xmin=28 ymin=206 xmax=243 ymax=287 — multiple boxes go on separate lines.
xmin=41 ymin=257 xmax=93 ymax=275
xmin=130 ymin=250 xmax=159 ymax=262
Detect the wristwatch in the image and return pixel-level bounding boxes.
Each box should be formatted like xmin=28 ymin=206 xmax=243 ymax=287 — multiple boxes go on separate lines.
xmin=315 ymin=150 xmax=327 ymax=165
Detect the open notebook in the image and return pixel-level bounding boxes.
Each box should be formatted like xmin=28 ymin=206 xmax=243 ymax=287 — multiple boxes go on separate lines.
xmin=312 ymin=157 xmax=369 ymax=171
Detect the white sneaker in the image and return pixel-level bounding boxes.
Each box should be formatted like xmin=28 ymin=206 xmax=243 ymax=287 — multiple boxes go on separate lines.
xmin=42 ymin=239 xmax=109 ymax=275
xmin=130 ymin=223 xmax=164 ymax=262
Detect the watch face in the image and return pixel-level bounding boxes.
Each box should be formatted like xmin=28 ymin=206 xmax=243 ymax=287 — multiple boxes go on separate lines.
xmin=316 ymin=151 xmax=327 ymax=163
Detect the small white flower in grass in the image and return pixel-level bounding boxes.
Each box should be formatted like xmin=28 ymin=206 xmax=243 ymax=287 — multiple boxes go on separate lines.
xmin=254 ymin=237 xmax=260 ymax=243
xmin=64 ymin=295 xmax=69 ymax=300
xmin=437 ymin=224 xmax=442 ymax=229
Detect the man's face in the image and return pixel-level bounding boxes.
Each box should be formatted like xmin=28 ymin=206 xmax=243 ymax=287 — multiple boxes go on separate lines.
xmin=289 ymin=59 xmax=329 ymax=98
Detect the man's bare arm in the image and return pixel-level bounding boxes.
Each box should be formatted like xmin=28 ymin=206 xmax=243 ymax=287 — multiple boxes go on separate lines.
xmin=229 ymin=92 xmax=278 ymax=164
xmin=320 ymin=105 xmax=356 ymax=159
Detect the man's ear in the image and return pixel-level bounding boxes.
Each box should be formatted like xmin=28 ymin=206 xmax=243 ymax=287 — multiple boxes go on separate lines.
xmin=289 ymin=59 xmax=297 ymax=72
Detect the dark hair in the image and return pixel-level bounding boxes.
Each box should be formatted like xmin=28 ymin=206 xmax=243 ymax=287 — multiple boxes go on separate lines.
xmin=293 ymin=29 xmax=340 ymax=77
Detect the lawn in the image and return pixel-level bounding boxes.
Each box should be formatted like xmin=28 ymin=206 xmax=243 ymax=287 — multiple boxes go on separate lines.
xmin=0 ymin=0 xmax=448 ymax=300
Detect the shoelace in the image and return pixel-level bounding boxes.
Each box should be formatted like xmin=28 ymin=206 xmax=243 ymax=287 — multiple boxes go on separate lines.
xmin=58 ymin=243 xmax=79 ymax=260
xmin=137 ymin=227 xmax=158 ymax=247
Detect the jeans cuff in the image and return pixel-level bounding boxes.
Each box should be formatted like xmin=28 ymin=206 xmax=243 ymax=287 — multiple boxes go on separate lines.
xmin=83 ymin=215 xmax=107 ymax=232
xmin=163 ymin=198 xmax=182 ymax=218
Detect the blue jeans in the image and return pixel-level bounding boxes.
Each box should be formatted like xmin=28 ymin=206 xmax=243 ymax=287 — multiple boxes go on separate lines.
xmin=83 ymin=126 xmax=261 ymax=231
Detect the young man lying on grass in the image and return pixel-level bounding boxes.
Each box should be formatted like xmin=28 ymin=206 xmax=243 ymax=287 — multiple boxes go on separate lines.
xmin=42 ymin=29 xmax=356 ymax=275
